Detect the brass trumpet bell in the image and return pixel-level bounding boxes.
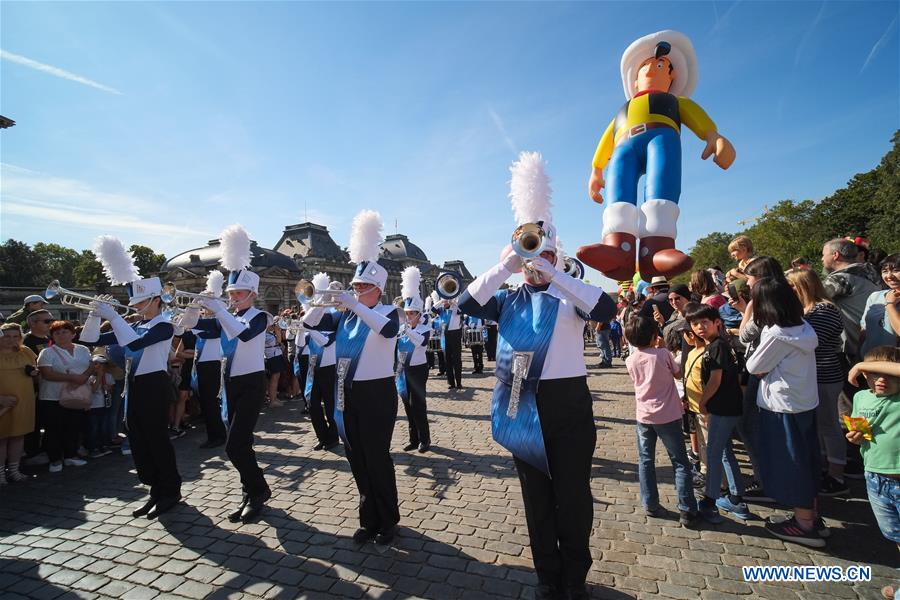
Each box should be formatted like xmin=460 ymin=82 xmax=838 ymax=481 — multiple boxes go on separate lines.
xmin=562 ymin=256 xmax=585 ymax=279
xmin=511 ymin=223 xmax=546 ymax=259
xmin=295 ymin=279 xmax=352 ymax=307
xmin=435 ymin=271 xmax=463 ymax=300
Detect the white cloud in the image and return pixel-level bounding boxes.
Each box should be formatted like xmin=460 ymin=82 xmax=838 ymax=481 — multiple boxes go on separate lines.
xmin=0 ymin=49 xmax=122 ymax=95
xmin=860 ymin=13 xmax=898 ymax=73
xmin=0 ymin=163 xmax=212 ymax=243
xmin=487 ymin=105 xmax=519 ymax=155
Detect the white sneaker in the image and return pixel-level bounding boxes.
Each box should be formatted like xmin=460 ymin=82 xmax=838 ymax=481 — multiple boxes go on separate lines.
xmin=63 ymin=458 xmax=87 ymax=467
xmin=24 ymin=453 xmax=49 ymax=467
xmin=48 ymin=462 xmax=63 ymax=473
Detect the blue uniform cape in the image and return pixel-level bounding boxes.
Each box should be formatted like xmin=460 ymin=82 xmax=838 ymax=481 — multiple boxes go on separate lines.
xmin=492 ymin=287 xmax=559 ymax=477
xmin=333 ymin=312 xmax=370 ymax=448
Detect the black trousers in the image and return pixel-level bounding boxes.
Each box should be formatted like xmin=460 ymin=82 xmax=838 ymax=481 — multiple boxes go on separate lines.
xmin=297 ymin=354 xmax=310 ymax=400
xmin=344 ymin=377 xmax=399 ymax=533
xmin=470 ymin=344 xmax=484 ymax=373
xmin=514 ymin=377 xmax=596 ymax=589
xmin=443 ymin=329 xmax=463 ymax=387
xmin=126 ymin=372 xmax=182 ymax=500
xmin=485 ymin=324 xmax=498 ymax=361
xmin=308 ymin=364 xmax=338 ymax=445
xmin=196 ymin=361 xmax=226 ymax=442
xmin=225 ymin=371 xmax=269 ymax=499
xmin=400 ymin=364 xmax=430 ymax=446
xmin=39 ymin=401 xmax=81 ymax=463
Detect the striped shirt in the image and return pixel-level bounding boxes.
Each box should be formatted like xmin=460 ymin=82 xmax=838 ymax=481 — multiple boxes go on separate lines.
xmin=804 ymin=302 xmax=845 ymax=384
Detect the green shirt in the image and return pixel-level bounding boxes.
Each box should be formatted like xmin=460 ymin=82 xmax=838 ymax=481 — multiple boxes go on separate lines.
xmin=852 ymin=389 xmax=900 ymax=475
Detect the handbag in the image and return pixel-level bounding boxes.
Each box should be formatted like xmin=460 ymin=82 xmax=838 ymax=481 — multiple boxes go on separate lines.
xmin=52 ymin=346 xmax=93 ymax=411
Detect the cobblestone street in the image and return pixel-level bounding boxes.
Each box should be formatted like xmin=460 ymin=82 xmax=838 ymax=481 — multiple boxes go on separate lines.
xmin=2 ymin=348 xmax=898 ymax=599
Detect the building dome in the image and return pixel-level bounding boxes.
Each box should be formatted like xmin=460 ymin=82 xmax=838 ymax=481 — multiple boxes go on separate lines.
xmin=161 ymin=239 xmax=300 ymax=273
xmin=380 ymin=234 xmax=429 ymax=263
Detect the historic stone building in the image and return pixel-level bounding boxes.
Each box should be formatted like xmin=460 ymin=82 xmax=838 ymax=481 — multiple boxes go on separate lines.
xmin=158 ymin=222 xmax=473 ymax=314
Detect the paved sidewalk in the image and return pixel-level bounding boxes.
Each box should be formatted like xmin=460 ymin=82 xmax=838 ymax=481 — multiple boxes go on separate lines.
xmin=1 ymin=348 xmax=897 ymax=599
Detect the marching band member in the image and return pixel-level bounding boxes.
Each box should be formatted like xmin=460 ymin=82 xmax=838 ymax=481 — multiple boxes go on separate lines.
xmin=81 ymin=236 xmax=182 ymax=519
xmin=302 ymin=210 xmax=401 ymax=545
xmin=484 ymin=318 xmax=498 ymax=362
xmin=425 ymin=291 xmax=446 ymax=375
xmin=397 ymin=267 xmax=432 ymax=453
xmin=181 ymin=225 xmax=272 ymax=524
xmin=459 ymin=153 xmax=616 ymax=600
xmin=432 ymin=291 xmax=464 ymax=390
xmin=465 ymin=315 xmax=485 ymax=374
xmin=192 ymin=270 xmax=226 ymax=448
xmin=303 ymin=273 xmax=340 ymax=451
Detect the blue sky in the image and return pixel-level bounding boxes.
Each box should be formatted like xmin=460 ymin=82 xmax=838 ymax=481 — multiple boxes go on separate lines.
xmin=1 ymin=1 xmax=897 ymax=291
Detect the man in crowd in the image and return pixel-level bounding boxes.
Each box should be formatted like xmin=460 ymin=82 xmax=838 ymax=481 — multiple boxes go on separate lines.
xmin=640 ymin=275 xmax=674 ymax=324
xmin=21 ymin=308 xmax=54 ymax=466
xmin=821 ymin=238 xmax=881 ymax=361
xmin=7 ymin=295 xmax=50 ymax=328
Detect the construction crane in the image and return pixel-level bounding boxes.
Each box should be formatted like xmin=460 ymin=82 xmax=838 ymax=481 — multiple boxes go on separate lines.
xmin=737 ymin=204 xmax=769 ymax=227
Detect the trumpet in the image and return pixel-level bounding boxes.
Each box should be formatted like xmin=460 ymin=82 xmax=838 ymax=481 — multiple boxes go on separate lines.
xmin=276 ymin=317 xmax=304 ymax=334
xmin=162 ymin=305 xmax=185 ymax=325
xmin=435 ymin=271 xmax=463 ymax=300
xmin=161 ymin=281 xmax=214 ymax=308
xmin=562 ymin=256 xmax=585 ymax=280
xmin=45 ymin=280 xmax=138 ymax=316
xmin=511 ymin=223 xmax=547 ymax=284
xmin=295 ymin=279 xmax=354 ymax=307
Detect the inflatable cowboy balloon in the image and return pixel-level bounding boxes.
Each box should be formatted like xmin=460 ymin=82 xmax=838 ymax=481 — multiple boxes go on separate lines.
xmin=577 ymin=30 xmax=736 ymax=282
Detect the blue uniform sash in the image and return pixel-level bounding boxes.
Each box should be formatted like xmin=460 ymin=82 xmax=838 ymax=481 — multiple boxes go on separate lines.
xmin=190 ymin=336 xmax=206 ymax=395
xmin=121 ymin=324 xmax=148 ymax=427
xmin=333 ymin=312 xmax=371 ymax=448
xmin=395 ymin=335 xmax=416 ymax=400
xmin=305 ymin=336 xmax=323 ymax=399
xmin=492 ymin=288 xmax=559 ymax=476
xmin=219 ymin=335 xmax=239 ymax=424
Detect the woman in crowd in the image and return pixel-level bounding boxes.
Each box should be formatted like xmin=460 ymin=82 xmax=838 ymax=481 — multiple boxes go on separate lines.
xmin=264 ymin=321 xmax=288 ymax=408
xmin=36 ymin=321 xmax=92 ymax=473
xmin=690 ymin=269 xmax=727 ymax=309
xmin=860 ymin=252 xmax=900 ymax=358
xmin=787 ymin=268 xmax=849 ymax=496
xmin=746 ymin=278 xmax=825 ymax=548
xmin=0 ymin=323 xmax=38 ymax=484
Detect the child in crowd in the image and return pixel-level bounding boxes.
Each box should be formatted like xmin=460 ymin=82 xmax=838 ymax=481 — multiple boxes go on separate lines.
xmin=86 ymin=354 xmax=115 ymax=459
xmin=847 ymin=346 xmax=900 ymax=560
xmin=745 ymin=278 xmax=824 ymax=548
xmin=681 ymin=302 xmax=707 ymax=487
xmin=684 ymin=304 xmax=750 ymax=522
xmin=624 ymin=315 xmax=698 ymax=528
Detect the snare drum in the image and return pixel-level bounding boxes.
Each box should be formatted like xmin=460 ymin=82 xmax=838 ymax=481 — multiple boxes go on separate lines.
xmin=464 ymin=327 xmax=484 ymax=347
xmin=427 ymin=336 xmax=442 ymax=352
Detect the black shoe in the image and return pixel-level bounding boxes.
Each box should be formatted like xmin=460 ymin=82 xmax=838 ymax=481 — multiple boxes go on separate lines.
xmin=147 ymin=496 xmax=180 ymax=519
xmin=199 ymin=438 xmax=225 ymax=449
xmin=228 ymin=497 xmax=249 ymax=522
xmin=743 ymin=482 xmax=776 ymax=503
xmin=132 ymin=497 xmax=156 ymax=518
xmin=819 ymin=475 xmax=850 ymax=497
xmin=352 ymin=528 xmax=377 ymax=544
xmin=323 ymin=440 xmax=340 ymax=451
xmin=313 ymin=442 xmax=326 ymax=451
xmin=645 ymin=506 xmax=662 ymax=517
xmin=418 ymin=443 xmax=430 ymax=453
xmin=240 ymin=489 xmax=271 ymax=523
xmin=403 ymin=443 xmax=418 ymax=451
xmin=679 ymin=510 xmax=700 ymax=529
xmin=374 ymin=527 xmax=395 ymax=545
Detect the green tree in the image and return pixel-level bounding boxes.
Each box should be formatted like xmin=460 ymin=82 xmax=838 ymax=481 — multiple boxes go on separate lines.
xmin=687 ymin=231 xmax=736 ymax=271
xmin=0 ymin=239 xmax=45 ymax=287
xmin=742 ymin=200 xmax=822 ymax=270
xmin=33 ymin=242 xmax=81 ymax=286
xmin=73 ymin=250 xmax=107 ymax=289
xmin=129 ymin=245 xmax=167 ymax=277
xmin=867 ymin=130 xmax=900 ymax=252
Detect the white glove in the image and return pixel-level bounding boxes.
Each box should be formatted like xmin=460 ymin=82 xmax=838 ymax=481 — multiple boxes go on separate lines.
xmin=502 ymin=250 xmax=524 ymax=273
xmin=178 ymin=306 xmax=201 ymax=330
xmin=336 ymin=292 xmax=360 ymax=311
xmin=93 ymin=301 xmax=118 ymax=321
xmin=528 ymin=256 xmax=557 ymax=282
xmin=200 ymin=297 xmax=227 ymax=313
